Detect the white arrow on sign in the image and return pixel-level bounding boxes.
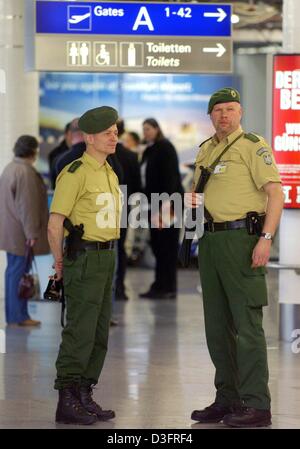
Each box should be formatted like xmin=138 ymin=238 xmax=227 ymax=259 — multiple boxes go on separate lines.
xmin=203 ymin=43 xmax=226 ymax=58
xmin=203 ymin=8 xmax=227 ymax=23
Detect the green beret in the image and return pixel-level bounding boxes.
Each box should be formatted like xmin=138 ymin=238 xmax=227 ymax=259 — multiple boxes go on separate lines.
xmin=207 ymin=87 xmax=241 ymax=114
xmin=78 ymin=106 xmax=118 ymax=134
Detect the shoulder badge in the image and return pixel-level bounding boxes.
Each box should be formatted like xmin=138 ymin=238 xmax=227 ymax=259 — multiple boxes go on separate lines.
xmin=244 ymin=132 xmax=260 ymax=143
xmin=263 ymin=153 xmax=273 ymax=165
xmin=256 ymin=147 xmax=269 ymax=156
xmin=68 ymin=160 xmax=82 ymax=173
xmin=199 ymin=137 xmax=212 ymax=148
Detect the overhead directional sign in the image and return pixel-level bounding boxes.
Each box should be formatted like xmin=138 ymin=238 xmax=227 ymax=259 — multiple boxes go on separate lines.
xmin=26 ymin=1 xmax=233 ymax=74
xmin=36 ymin=1 xmax=231 ymax=36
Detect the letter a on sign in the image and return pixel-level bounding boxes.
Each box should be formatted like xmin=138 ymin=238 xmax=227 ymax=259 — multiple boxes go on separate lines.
xmin=132 ymin=7 xmax=154 ymax=31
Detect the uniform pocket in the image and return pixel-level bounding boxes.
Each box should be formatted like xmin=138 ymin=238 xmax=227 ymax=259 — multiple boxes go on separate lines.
xmin=242 ymin=265 xmax=267 ymax=276
xmin=218 ymin=153 xmax=241 ymax=175
xmin=85 ymin=185 xmax=106 ymax=212
xmin=221 ymin=153 xmax=241 ymax=163
xmin=241 ymin=266 xmax=268 ymax=307
xmin=62 ymin=268 xmax=72 ymax=287
xmin=63 ymin=253 xmax=87 ymax=286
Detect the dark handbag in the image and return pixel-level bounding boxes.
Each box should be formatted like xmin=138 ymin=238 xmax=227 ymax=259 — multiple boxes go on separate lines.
xmin=18 ymin=246 xmax=40 ymax=300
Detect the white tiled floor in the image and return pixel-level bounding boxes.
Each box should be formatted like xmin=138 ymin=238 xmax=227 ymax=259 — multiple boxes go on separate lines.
xmin=0 ymin=267 xmax=299 ymax=429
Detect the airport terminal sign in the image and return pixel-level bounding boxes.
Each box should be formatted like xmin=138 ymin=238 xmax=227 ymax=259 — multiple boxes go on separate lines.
xmin=272 ymin=54 xmax=300 ymax=208
xmin=28 ymin=1 xmax=233 ymax=73
xmin=36 ymin=1 xmax=231 ymax=36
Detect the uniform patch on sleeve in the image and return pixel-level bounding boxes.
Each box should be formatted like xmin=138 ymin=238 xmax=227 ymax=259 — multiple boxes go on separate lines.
xmin=68 ymin=160 xmax=82 ymax=173
xmin=256 ymin=147 xmax=269 ymax=156
xmin=263 ymin=153 xmax=273 ymax=165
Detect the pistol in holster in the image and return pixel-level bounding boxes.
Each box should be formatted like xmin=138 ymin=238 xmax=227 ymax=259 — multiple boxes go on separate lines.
xmin=63 ymin=218 xmax=84 ymax=261
xmin=246 ymin=211 xmax=265 ymax=236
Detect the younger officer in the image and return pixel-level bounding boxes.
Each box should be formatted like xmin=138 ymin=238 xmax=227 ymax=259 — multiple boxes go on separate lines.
xmin=48 ymin=106 xmax=121 ymax=425
xmin=188 ymin=88 xmax=284 ymax=427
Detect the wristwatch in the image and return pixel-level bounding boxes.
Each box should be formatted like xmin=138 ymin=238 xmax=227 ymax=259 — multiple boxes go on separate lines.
xmin=260 ymin=232 xmax=273 ymax=241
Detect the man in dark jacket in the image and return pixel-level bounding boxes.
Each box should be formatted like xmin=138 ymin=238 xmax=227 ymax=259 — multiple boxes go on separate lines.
xmin=54 ymin=119 xmax=84 ymax=179
xmin=48 ymin=123 xmax=72 ymax=189
xmin=115 ymin=141 xmax=141 ymax=300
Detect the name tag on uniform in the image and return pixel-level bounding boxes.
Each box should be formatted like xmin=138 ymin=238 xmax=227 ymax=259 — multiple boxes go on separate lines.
xmin=213 ymin=162 xmax=227 ymax=174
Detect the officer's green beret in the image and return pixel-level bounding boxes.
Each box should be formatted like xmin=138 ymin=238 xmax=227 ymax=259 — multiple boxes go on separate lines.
xmin=207 ymin=87 xmax=241 ymax=114
xmin=78 ymin=106 xmax=118 ymax=134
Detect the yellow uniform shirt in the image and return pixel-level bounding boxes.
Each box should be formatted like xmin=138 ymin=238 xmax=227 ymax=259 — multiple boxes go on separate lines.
xmin=50 ymin=152 xmax=121 ymax=241
xmin=193 ymin=127 xmax=281 ymax=222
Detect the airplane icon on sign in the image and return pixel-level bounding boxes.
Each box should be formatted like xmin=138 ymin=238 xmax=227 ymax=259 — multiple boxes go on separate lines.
xmin=67 ymin=5 xmax=92 ymax=31
xmin=68 ymin=12 xmax=91 ymax=24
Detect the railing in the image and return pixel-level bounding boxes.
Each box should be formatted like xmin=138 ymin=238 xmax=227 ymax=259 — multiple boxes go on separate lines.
xmin=267 ymin=262 xmax=300 ymax=275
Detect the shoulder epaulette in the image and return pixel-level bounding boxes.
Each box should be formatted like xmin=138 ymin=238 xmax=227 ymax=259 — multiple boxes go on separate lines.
xmin=68 ymin=160 xmax=82 ymax=173
xmin=244 ymin=132 xmax=261 ymax=143
xmin=199 ymin=137 xmax=212 ymax=148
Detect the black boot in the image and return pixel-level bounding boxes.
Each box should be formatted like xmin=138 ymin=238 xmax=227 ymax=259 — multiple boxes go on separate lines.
xmin=223 ymin=407 xmax=272 ymax=428
xmin=78 ymin=385 xmax=115 ymax=421
xmin=191 ymin=402 xmax=233 ymax=423
xmin=55 ymin=386 xmax=98 ymax=425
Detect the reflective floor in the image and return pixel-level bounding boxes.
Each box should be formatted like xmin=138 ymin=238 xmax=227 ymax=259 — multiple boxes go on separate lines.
xmin=0 ymin=267 xmax=299 ymax=429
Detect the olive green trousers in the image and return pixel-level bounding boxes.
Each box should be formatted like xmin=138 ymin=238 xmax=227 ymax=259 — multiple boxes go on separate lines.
xmin=54 ymin=250 xmax=115 ymax=390
xmin=198 ymin=229 xmax=271 ymax=410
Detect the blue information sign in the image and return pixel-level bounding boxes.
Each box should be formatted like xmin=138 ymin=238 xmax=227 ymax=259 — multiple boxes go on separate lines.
xmin=36 ymin=1 xmax=231 ymax=37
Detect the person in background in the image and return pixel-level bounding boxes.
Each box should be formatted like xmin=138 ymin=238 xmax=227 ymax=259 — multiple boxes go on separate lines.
xmin=54 ymin=118 xmax=84 ymax=180
xmin=115 ymin=121 xmax=141 ymax=301
xmin=139 ymin=118 xmax=183 ymax=300
xmin=0 ymin=135 xmax=50 ymax=326
xmin=122 ymin=131 xmax=143 ymax=159
xmin=121 ymin=130 xmax=145 ymax=266
xmin=48 ymin=122 xmax=72 ymax=189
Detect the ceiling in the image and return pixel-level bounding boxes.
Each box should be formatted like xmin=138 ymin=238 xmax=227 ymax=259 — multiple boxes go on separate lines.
xmin=161 ymin=0 xmax=283 ymax=49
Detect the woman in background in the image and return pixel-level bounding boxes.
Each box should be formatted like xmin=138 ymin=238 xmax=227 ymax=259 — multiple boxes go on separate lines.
xmin=0 ymin=135 xmax=49 ymax=326
xmin=139 ymin=118 xmax=183 ymax=300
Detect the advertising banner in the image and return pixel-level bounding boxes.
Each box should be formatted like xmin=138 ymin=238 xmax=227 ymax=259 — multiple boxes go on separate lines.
xmin=39 ymin=72 xmax=240 ymax=178
xmin=272 ymin=54 xmax=300 ymax=208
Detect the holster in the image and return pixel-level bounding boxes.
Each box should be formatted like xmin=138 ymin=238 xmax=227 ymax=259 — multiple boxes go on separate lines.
xmin=63 ymin=218 xmax=84 ymax=261
xmin=246 ymin=211 xmax=265 ymax=236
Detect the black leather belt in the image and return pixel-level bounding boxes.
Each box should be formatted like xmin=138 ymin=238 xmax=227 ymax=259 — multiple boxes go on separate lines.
xmin=81 ymin=240 xmax=115 ymax=250
xmin=204 ymin=218 xmax=247 ymax=232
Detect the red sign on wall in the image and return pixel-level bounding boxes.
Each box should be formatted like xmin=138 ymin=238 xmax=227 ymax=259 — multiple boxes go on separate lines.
xmin=272 ymin=54 xmax=300 ymax=208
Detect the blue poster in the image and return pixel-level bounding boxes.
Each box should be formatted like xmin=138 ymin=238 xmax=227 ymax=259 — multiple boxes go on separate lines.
xmin=39 ymin=72 xmax=240 ymax=177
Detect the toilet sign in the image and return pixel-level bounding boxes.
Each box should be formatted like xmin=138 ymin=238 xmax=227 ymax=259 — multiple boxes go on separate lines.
xmin=25 ymin=1 xmax=233 ymax=74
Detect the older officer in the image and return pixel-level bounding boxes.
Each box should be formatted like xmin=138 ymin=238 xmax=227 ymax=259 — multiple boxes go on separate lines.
xmin=188 ymin=88 xmax=284 ymax=427
xmin=48 ymin=106 xmax=121 ymax=425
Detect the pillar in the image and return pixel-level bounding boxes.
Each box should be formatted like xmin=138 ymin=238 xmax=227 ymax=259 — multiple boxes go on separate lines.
xmin=0 ymin=0 xmax=39 ymax=301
